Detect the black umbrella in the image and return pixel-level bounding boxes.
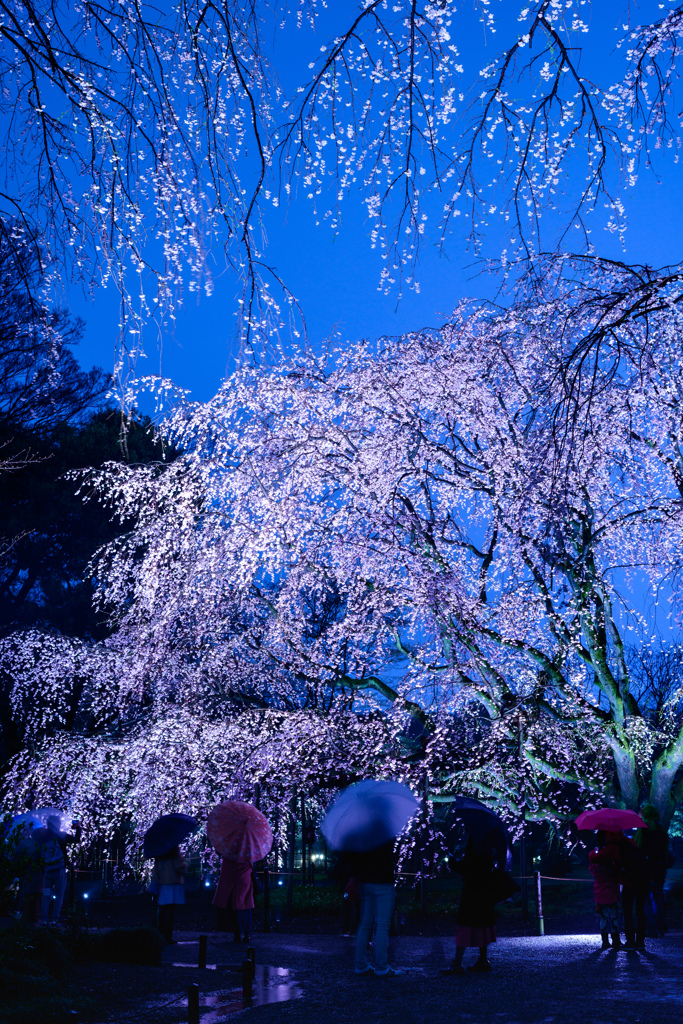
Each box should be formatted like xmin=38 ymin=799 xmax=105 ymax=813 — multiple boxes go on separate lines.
xmin=143 ymin=814 xmax=199 ymax=858
xmin=447 ymin=796 xmax=510 ymax=869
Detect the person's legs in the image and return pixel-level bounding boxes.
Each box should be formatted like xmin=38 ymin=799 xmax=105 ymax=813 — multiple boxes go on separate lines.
xmin=600 ymin=904 xmax=620 ymax=947
xmin=651 ymin=880 xmax=667 ymax=934
xmin=41 ymin=867 xmax=59 ymax=923
xmin=237 ymin=909 xmax=252 ymax=941
xmin=52 ymin=869 xmax=67 ymax=922
xmin=635 ymin=887 xmax=648 ymax=949
xmin=622 ymin=887 xmax=636 ymax=946
xmin=470 ymin=943 xmax=491 ymax=970
xmin=159 ymin=905 xmax=176 ymax=942
xmin=355 ymin=884 xmax=376 ymax=972
xmin=372 ymin=884 xmax=395 ymax=972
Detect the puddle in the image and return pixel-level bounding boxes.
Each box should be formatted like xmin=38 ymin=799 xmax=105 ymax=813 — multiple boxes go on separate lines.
xmin=179 ymin=966 xmax=303 ymax=1020
xmin=173 ymin=962 xmax=218 ymax=970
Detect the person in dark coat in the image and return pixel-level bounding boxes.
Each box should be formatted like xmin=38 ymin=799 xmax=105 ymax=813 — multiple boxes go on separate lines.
xmin=636 ymin=804 xmax=670 ymax=936
xmin=334 ymin=851 xmax=361 ymax=937
xmin=442 ymin=837 xmax=497 ymax=974
xmin=619 ymin=832 xmax=649 ymax=951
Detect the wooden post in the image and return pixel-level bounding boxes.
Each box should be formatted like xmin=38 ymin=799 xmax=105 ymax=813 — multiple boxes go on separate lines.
xmin=535 ymin=871 xmax=544 ymax=936
xmin=301 ymin=793 xmax=307 ymax=888
xmin=198 ymin=934 xmax=207 ymax=969
xmin=420 ymin=776 xmax=428 ymax=922
xmin=286 ymin=795 xmax=295 ymax=920
xmin=188 ymin=983 xmax=199 ymax=1024
xmin=242 ymin=960 xmax=253 ymax=1002
xmin=520 ymin=795 xmax=528 ymax=924
xmin=263 ymin=867 xmax=271 ymax=932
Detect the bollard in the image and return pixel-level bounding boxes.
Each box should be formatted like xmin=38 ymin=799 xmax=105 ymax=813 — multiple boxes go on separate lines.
xmin=263 ymin=868 xmax=271 ymax=933
xmin=242 ymin=959 xmax=253 ymax=1002
xmin=535 ymin=871 xmax=545 ymax=936
xmin=188 ymin=983 xmax=199 ymax=1024
xmin=198 ymin=934 xmax=207 ymax=969
xmin=247 ymin=945 xmax=256 ymax=978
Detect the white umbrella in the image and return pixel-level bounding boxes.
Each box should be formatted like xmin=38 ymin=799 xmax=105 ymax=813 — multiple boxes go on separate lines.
xmin=321 ymin=780 xmax=419 ymax=852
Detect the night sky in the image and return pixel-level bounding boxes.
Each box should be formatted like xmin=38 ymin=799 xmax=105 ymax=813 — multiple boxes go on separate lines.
xmin=61 ymin=2 xmax=683 ymax=403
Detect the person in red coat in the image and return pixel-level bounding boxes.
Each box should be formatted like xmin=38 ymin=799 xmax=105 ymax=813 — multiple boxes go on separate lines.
xmin=589 ymin=830 xmax=622 ymax=950
xmin=212 ymin=859 xmax=255 ymax=942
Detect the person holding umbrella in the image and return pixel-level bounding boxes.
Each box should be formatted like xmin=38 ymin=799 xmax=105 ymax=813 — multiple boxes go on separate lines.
xmin=588 ymin=831 xmax=622 ymax=950
xmin=575 ymin=807 xmax=649 ymax=951
xmin=441 ymin=834 xmax=499 ymax=974
xmin=207 ymin=800 xmax=273 ymax=944
xmin=321 ymin=779 xmax=419 ymax=977
xmin=440 ymin=798 xmax=512 ymax=975
xmin=152 ymin=845 xmax=188 ymax=943
xmin=41 ymin=814 xmax=81 ymax=926
xmin=143 ymin=813 xmax=198 ymax=944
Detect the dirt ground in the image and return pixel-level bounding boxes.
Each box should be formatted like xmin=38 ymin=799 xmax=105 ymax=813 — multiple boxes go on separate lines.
xmin=75 ymin=927 xmax=683 ymax=1024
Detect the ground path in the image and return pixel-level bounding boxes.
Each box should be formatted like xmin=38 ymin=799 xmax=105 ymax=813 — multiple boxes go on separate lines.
xmin=81 ymin=929 xmax=683 ymax=1024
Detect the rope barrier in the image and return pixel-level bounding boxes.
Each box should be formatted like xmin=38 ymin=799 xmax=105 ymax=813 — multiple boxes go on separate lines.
xmin=515 ymin=875 xmax=592 ymax=882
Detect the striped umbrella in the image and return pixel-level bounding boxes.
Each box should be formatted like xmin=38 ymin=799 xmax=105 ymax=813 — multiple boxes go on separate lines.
xmin=206 ymin=801 xmax=273 ymax=863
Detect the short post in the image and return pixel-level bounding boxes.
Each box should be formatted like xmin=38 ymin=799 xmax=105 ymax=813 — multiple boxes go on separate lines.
xmin=242 ymin=960 xmax=253 ymax=1002
xmin=247 ymin=945 xmax=256 ymax=979
xmin=263 ymin=868 xmax=271 ymax=932
xmin=188 ymin=983 xmax=199 ymax=1024
xmin=520 ymin=812 xmax=528 ymax=923
xmin=301 ymin=793 xmax=307 ymax=888
xmin=535 ymin=871 xmax=544 ymax=936
xmin=198 ymin=934 xmax=207 ymax=969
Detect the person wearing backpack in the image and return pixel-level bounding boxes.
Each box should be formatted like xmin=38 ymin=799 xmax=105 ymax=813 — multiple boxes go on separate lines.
xmin=41 ymin=815 xmax=80 ymax=925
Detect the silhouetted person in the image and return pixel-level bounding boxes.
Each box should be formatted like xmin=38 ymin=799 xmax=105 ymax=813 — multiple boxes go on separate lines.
xmin=619 ymin=832 xmax=649 ymax=951
xmin=636 ymin=804 xmax=670 ymax=936
xmin=442 ymin=837 xmax=497 ymax=974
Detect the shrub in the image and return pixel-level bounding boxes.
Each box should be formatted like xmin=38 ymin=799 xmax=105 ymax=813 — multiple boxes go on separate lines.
xmin=0 ymin=923 xmax=93 ymax=1024
xmin=86 ymin=925 xmax=165 ymax=965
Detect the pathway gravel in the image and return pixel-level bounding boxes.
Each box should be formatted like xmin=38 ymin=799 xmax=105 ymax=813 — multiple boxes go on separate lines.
xmin=80 ymin=928 xmax=683 ymax=1024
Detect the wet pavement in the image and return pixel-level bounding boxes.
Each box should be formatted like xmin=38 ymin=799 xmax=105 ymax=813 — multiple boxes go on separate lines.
xmin=87 ymin=929 xmax=683 ymax=1024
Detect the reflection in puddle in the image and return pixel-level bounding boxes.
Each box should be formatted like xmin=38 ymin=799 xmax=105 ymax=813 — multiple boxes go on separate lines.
xmin=181 ymin=966 xmax=302 ymax=1020
xmin=173 ymin=962 xmax=218 ymax=970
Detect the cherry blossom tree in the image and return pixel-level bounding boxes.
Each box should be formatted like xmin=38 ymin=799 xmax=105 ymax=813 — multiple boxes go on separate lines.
xmin=52 ymin=255 xmax=683 ymax=825
xmin=6 ymin=1 xmax=683 ymax=854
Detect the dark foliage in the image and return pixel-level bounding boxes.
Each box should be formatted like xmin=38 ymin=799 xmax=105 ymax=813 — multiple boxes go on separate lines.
xmin=81 ymin=925 xmax=165 ymax=965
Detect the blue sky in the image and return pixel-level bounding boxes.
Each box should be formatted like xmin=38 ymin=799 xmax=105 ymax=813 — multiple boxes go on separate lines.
xmin=60 ymin=1 xmax=683 ymax=402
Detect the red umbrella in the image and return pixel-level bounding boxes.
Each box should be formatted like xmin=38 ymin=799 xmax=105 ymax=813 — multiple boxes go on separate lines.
xmin=207 ymin=801 xmax=273 ymax=863
xmin=575 ymin=808 xmax=647 ymax=831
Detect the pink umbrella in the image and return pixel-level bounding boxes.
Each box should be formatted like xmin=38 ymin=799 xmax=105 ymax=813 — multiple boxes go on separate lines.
xmin=575 ymin=808 xmax=647 ymax=831
xmin=207 ymin=801 xmax=273 ymax=863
